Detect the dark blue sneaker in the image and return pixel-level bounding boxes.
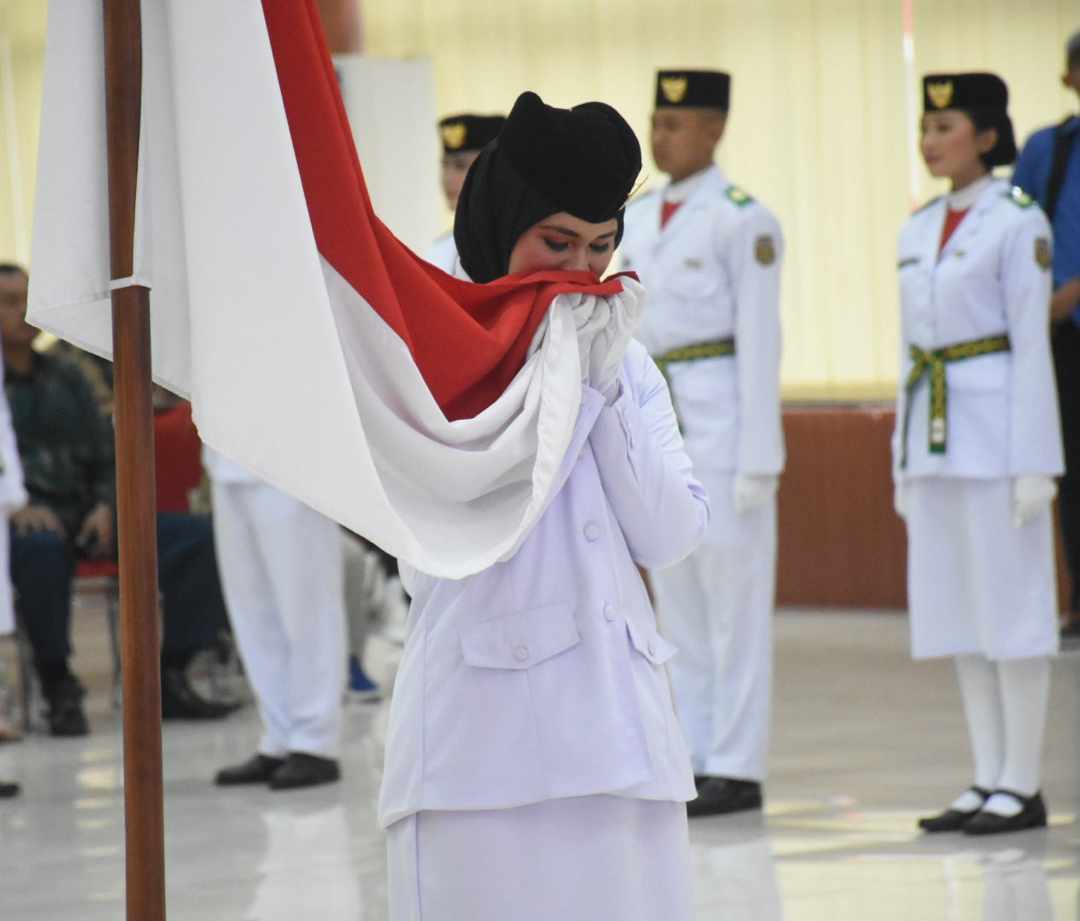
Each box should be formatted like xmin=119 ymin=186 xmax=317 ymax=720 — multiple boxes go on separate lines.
xmin=347 ymin=655 xmax=382 ymax=702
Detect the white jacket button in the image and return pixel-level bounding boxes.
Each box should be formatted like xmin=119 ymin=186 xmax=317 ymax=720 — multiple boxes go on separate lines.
xmin=647 ymin=641 xmax=656 ymax=657
xmin=513 ymin=644 xmax=530 ymax=663
xmin=583 ymin=522 xmax=602 ymax=542
xmin=602 ymin=603 xmax=616 ymax=622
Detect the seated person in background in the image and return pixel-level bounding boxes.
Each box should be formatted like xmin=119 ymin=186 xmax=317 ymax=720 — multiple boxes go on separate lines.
xmin=0 ymin=275 xmax=25 ymax=798
xmin=0 ymin=263 xmax=236 ymax=735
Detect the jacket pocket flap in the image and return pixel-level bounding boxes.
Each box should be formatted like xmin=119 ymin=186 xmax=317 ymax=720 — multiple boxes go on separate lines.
xmin=461 ymin=602 xmax=580 ymax=670
xmin=625 ymin=620 xmax=678 ymax=666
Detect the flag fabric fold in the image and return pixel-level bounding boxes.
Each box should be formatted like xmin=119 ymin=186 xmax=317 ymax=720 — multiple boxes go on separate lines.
xmin=28 ymin=0 xmax=638 ymax=578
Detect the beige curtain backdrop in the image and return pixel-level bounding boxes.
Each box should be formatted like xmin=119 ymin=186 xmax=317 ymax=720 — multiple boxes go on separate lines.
xmin=0 ymin=1 xmax=1076 ymax=395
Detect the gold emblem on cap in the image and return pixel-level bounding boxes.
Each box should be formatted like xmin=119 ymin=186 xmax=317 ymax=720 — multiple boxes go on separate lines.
xmin=660 ymin=76 xmax=689 ymax=104
xmin=441 ymin=123 xmax=467 ymax=150
xmin=1035 ymin=237 xmax=1052 ymax=270
xmin=754 ymin=235 xmax=776 ymax=266
xmin=927 ymin=80 xmax=954 ymax=109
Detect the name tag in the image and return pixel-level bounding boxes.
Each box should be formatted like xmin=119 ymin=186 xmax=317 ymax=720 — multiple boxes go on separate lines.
xmin=683 ymin=257 xmax=703 ymax=270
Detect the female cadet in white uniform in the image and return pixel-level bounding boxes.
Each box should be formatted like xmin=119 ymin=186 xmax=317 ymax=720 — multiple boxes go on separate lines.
xmin=894 ymin=73 xmax=1062 ymax=836
xmin=620 ymin=70 xmax=784 ymax=817
xmin=424 ymin=113 xmax=505 ymax=273
xmin=380 ymin=92 xmax=708 ymax=921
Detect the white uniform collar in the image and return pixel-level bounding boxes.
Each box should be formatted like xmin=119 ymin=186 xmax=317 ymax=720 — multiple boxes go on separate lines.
xmin=946 ymin=173 xmax=994 ymax=211
xmin=662 ymin=165 xmax=717 ymax=204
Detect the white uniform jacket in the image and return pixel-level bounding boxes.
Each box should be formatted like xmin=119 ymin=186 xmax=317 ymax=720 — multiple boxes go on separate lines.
xmin=893 ymin=179 xmax=1064 ymax=479
xmin=378 ymin=341 xmax=708 ymax=827
xmin=424 ymin=231 xmax=462 ymax=276
xmin=619 ymin=165 xmax=784 ymax=483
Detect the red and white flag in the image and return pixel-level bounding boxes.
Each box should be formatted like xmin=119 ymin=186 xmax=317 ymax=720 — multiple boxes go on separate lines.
xmin=28 ymin=0 xmax=638 ymax=578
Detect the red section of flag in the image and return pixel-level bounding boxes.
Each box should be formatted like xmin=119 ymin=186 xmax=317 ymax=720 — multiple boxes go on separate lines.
xmin=260 ymin=0 xmax=623 ymax=421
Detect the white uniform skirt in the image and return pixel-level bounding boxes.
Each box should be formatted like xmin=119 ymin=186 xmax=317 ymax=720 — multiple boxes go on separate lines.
xmin=386 ymin=795 xmax=693 ymax=921
xmin=905 ymin=477 xmax=1058 ymax=660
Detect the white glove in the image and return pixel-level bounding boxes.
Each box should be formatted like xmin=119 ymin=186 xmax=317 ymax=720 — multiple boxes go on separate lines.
xmin=893 ymin=481 xmax=907 ymax=520
xmin=1012 ymin=475 xmax=1057 ymax=529
xmin=733 ymin=474 xmax=778 ymax=515
xmin=587 ymin=285 xmax=644 ymax=402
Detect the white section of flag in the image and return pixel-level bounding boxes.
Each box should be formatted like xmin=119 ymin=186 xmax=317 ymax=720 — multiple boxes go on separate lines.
xmin=26 ymin=1 xmax=631 ymax=578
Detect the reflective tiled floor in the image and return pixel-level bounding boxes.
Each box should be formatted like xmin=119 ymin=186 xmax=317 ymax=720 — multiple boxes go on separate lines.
xmin=1 ymin=611 xmax=1077 ymax=919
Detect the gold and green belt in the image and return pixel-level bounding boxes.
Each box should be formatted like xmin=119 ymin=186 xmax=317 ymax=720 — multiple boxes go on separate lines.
xmin=900 ymin=333 xmax=1010 ymax=468
xmin=655 ymin=338 xmax=736 ymax=376
xmin=654 ymin=338 xmax=736 ymax=425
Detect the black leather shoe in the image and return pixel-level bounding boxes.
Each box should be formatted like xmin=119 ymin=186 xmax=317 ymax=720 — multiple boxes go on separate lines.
xmin=215 ymin=754 xmax=285 ymax=786
xmin=45 ymin=676 xmax=89 ymax=737
xmin=269 ymin=753 xmax=341 ymax=791
xmin=964 ymin=791 xmax=1048 ymax=836
xmin=687 ymin=777 xmax=763 ymax=817
xmin=0 ymin=780 xmax=19 ymax=798
xmin=162 ymin=668 xmax=240 ymax=721
xmin=918 ymin=786 xmax=991 ymax=833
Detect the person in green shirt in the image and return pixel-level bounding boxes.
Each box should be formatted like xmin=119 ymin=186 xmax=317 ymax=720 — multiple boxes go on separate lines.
xmin=0 ymin=263 xmax=237 ymax=735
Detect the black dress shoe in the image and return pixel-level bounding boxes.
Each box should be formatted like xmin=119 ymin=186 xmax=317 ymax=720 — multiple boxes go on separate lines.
xmin=0 ymin=780 xmax=19 ymax=798
xmin=162 ymin=668 xmax=240 ymax=721
xmin=687 ymin=777 xmax=763 ymax=817
xmin=45 ymin=676 xmax=89 ymax=738
xmin=269 ymin=753 xmax=341 ymax=791
xmin=215 ymin=754 xmax=285 ymax=786
xmin=964 ymin=791 xmax=1048 ymax=836
xmin=918 ymin=785 xmax=991 ymax=833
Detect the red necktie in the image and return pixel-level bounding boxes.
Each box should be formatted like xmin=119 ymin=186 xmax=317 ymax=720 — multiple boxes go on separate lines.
xmin=939 ymin=208 xmax=969 ymax=252
xmin=660 ymin=200 xmax=682 ymax=229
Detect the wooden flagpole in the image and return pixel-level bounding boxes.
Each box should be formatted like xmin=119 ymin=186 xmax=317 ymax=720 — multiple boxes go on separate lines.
xmin=102 ymin=1 xmax=167 ymax=919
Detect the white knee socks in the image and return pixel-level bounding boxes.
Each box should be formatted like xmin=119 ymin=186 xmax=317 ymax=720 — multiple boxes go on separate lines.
xmin=953 ymin=655 xmax=1005 ymax=811
xmin=951 ymin=655 xmax=1050 ymax=817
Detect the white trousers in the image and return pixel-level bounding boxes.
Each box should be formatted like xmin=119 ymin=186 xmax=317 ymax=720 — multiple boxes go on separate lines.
xmin=386 ymin=795 xmax=693 ymax=921
xmin=211 ymin=480 xmax=346 ymax=758
xmin=653 ymin=485 xmax=776 ymax=781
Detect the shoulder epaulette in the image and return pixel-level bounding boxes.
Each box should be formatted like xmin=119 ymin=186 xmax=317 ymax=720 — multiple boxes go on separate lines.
xmin=724 ymin=185 xmax=754 ymax=207
xmin=1005 ymin=186 xmax=1035 ymax=209
xmin=913 ymin=195 xmax=942 ymax=214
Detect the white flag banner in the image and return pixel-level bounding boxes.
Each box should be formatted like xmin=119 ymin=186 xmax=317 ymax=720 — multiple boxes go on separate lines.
xmin=29 ymin=0 xmax=639 ymax=579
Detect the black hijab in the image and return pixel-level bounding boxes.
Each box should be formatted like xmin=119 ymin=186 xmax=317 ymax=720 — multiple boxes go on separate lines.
xmin=454 ymin=91 xmax=642 ymax=284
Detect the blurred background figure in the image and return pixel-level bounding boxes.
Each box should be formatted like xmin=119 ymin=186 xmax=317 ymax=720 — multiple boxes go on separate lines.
xmin=342 ymin=529 xmax=388 ymax=702
xmin=208 ymin=449 xmax=347 ymax=791
xmin=1 ymin=264 xmax=235 ymax=736
xmin=1013 ymin=31 xmax=1080 ymax=640
xmin=424 ymin=112 xmax=505 ymax=274
xmin=0 ymin=264 xmax=27 ymax=797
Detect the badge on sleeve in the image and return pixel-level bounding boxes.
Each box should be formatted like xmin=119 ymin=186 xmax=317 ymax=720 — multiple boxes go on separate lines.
xmin=1034 ymin=237 xmax=1052 ymax=270
xmin=754 ymin=235 xmax=777 ymax=266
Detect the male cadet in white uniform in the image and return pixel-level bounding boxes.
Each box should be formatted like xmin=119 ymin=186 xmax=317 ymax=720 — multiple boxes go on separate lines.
xmin=207 ymin=448 xmax=348 ymax=791
xmin=621 ymin=69 xmax=784 ymax=817
xmin=424 ymin=113 xmax=505 ymax=273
